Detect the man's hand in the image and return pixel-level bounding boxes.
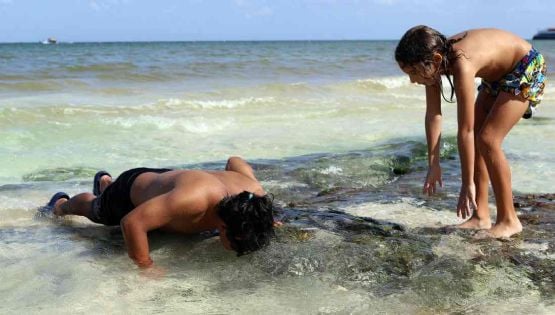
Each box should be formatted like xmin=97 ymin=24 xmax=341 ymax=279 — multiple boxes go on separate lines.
xmin=423 ymin=164 xmax=442 ymax=196
xmin=457 ymin=184 xmax=477 ymax=219
xmin=225 ymin=156 xmax=256 ymax=180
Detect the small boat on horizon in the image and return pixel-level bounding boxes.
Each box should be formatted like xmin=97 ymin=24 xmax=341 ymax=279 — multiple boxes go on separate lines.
xmin=532 ymin=28 xmax=555 ymax=40
xmin=41 ymin=37 xmax=57 ymax=44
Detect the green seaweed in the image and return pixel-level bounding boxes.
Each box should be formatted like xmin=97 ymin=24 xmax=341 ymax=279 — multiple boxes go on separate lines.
xmin=22 ymin=166 xmax=98 ymax=182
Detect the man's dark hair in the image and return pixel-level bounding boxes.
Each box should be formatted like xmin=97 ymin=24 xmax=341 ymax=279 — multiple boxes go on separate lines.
xmin=217 ymin=191 xmax=275 ymax=256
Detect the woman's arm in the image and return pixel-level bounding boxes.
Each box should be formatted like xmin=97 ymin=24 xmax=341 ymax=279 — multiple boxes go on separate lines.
xmin=425 ymin=83 xmax=443 ymax=167
xmin=453 ymin=63 xmax=478 ymax=216
xmin=423 ymin=83 xmax=443 ymax=195
xmin=454 ymin=68 xmax=476 ymax=186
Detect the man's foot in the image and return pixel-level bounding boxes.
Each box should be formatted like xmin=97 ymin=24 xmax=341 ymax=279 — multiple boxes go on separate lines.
xmin=99 ymin=175 xmax=112 ymax=193
xmin=38 ymin=192 xmax=70 ymax=217
xmin=52 ymin=197 xmax=69 ymax=216
xmin=473 ymin=220 xmax=522 ymax=239
xmin=456 ymin=217 xmax=492 ymax=230
xmin=93 ymin=171 xmax=112 ymax=196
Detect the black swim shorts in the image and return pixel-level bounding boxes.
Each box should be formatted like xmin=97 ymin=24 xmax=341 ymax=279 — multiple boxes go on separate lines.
xmin=90 ymin=167 xmax=172 ymax=226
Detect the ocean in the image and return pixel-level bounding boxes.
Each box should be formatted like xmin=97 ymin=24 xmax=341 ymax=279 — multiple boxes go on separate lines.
xmin=1 ymin=40 xmax=554 ymax=314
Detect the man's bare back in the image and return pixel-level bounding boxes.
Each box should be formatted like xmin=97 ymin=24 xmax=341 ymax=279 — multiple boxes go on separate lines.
xmin=129 ymin=168 xmax=266 ymax=234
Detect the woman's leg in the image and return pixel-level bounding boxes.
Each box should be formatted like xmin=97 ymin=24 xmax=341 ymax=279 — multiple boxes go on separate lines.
xmin=476 ymin=91 xmax=528 ymax=238
xmin=458 ymin=90 xmax=495 ymax=229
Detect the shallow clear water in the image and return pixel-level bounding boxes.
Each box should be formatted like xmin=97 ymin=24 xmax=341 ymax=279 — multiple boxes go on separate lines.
xmin=1 ymin=40 xmax=554 ymax=313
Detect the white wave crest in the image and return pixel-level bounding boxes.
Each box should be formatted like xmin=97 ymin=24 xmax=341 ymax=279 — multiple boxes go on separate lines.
xmin=106 ymin=115 xmax=233 ymax=134
xmin=356 ymin=76 xmax=410 ymax=90
xmin=317 ymin=166 xmax=343 ymax=175
xmin=163 ymin=97 xmax=275 ymax=109
xmin=356 ymin=76 xmax=483 ymax=91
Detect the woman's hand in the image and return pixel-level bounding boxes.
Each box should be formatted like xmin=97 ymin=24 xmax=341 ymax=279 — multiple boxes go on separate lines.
xmin=423 ymin=164 xmax=442 ymax=196
xmin=457 ymin=184 xmax=478 ymax=219
xmin=139 ymin=264 xmax=167 ymax=279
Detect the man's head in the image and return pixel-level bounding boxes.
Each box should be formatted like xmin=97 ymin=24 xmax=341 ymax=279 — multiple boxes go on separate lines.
xmin=217 ymin=191 xmax=275 ymax=256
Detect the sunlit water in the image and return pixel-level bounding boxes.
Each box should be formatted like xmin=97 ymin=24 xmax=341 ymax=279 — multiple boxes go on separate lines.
xmin=1 ymin=40 xmax=554 ymax=313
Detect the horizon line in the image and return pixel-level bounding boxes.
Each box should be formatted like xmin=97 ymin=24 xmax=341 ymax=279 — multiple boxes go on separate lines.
xmin=0 ymin=38 xmax=402 ymax=44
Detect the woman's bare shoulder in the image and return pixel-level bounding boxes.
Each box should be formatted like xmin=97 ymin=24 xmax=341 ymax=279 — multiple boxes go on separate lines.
xmin=451 ymin=28 xmax=528 ymax=50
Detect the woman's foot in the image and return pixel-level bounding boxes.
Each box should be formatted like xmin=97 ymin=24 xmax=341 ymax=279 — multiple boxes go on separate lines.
xmin=456 ymin=216 xmax=492 ymax=230
xmin=474 ymin=220 xmax=523 ymax=239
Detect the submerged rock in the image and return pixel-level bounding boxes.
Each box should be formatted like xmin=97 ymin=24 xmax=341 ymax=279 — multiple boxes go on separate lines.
xmin=389 ymin=155 xmax=411 ymax=175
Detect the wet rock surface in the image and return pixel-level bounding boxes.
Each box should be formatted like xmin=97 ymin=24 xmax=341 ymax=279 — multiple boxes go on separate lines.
xmin=7 ymin=142 xmax=554 ymax=313
xmin=253 ymin=145 xmax=555 ymax=311
xmin=264 ymin=189 xmax=555 ymax=311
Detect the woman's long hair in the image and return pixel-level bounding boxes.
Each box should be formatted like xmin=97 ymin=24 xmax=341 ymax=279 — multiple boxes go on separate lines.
xmin=395 ymin=25 xmax=467 ymax=103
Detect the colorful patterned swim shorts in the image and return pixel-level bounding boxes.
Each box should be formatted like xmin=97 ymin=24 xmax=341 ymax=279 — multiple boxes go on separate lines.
xmin=478 ymin=47 xmax=547 ymax=118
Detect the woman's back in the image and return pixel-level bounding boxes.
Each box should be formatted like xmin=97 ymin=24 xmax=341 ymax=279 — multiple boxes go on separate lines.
xmin=450 ymin=28 xmax=532 ymax=81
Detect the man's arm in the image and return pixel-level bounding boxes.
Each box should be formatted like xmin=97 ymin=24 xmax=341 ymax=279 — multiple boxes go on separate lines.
xmin=225 ymin=156 xmax=256 ymax=180
xmin=120 ymin=192 xmax=192 ymax=268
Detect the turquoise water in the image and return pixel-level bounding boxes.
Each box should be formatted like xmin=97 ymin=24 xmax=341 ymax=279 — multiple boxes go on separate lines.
xmin=1 ymin=41 xmax=554 ymax=313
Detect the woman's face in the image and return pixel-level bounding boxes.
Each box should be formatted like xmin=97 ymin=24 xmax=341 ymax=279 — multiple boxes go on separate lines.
xmin=400 ymin=62 xmax=441 ymax=86
xmin=399 ymin=52 xmax=444 ymax=86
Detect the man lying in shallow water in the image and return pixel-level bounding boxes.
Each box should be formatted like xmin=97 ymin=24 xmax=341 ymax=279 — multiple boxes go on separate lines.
xmin=40 ymin=156 xmax=275 ymax=268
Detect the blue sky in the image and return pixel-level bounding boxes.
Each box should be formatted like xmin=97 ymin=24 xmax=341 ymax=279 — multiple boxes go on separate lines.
xmin=0 ymin=0 xmax=553 ymax=42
